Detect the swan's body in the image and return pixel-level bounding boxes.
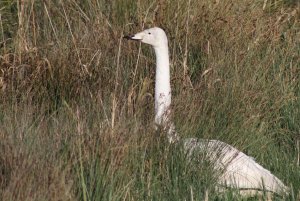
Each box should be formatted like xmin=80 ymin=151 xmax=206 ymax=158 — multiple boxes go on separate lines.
xmin=184 ymin=138 xmax=287 ymax=194
xmin=124 ymin=27 xmax=288 ymax=195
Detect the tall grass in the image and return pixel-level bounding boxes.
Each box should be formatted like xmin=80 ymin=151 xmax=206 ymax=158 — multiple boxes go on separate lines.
xmin=0 ymin=0 xmax=299 ymax=200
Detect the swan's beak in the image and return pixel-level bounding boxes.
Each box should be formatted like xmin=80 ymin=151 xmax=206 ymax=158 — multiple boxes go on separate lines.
xmin=123 ymin=33 xmax=143 ymax=41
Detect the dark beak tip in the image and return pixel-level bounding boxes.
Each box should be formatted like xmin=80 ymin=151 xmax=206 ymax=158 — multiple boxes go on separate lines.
xmin=123 ymin=35 xmax=133 ymax=40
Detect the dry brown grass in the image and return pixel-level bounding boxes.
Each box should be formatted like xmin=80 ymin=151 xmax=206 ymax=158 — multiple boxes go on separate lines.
xmin=0 ymin=0 xmax=299 ymax=200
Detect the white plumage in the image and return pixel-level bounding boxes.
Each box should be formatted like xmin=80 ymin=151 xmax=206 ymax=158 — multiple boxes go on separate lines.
xmin=124 ymin=27 xmax=288 ymax=195
xmin=184 ymin=138 xmax=287 ymax=194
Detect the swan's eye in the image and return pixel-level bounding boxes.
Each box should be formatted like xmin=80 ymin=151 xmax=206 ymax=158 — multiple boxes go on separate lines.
xmin=148 ymin=32 xmax=151 ymax=35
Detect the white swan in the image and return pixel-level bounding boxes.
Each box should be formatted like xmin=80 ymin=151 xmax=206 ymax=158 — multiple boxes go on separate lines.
xmin=124 ymin=27 xmax=288 ymax=195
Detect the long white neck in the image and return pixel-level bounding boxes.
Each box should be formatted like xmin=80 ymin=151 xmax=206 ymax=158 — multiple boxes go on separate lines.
xmin=153 ymin=45 xmax=179 ymax=143
xmin=154 ymin=45 xmax=171 ymax=126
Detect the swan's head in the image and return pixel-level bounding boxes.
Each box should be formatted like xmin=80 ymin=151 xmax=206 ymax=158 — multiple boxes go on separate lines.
xmin=124 ymin=27 xmax=168 ymax=48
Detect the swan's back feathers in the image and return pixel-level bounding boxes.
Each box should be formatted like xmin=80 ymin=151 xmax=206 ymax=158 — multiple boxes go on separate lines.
xmin=183 ymin=138 xmax=288 ymax=194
